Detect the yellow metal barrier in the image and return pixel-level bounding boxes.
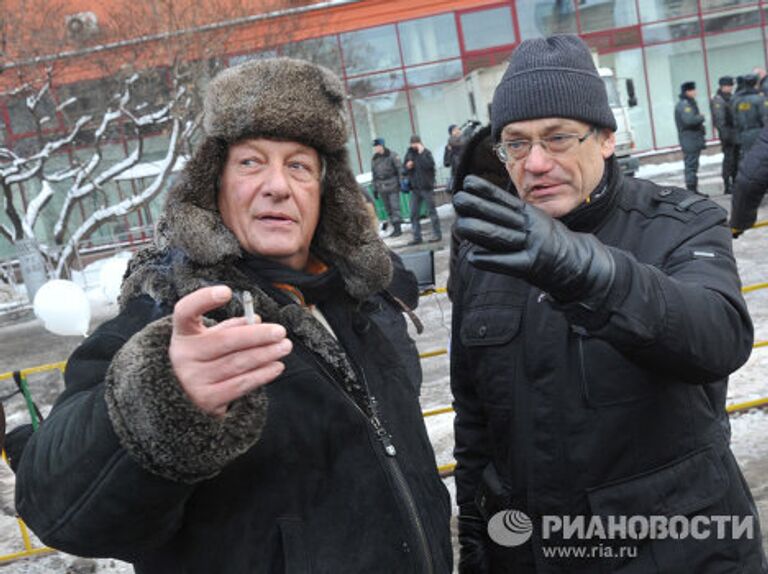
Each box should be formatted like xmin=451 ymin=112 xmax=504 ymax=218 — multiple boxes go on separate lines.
xmin=0 ymin=452 xmax=55 ymax=563
xmin=0 ymin=361 xmax=67 ymax=383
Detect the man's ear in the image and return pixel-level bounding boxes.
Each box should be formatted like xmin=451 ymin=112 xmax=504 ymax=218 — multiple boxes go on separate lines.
xmin=599 ymin=129 xmax=616 ymax=159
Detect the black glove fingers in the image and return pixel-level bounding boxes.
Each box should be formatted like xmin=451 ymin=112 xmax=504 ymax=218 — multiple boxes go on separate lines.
xmin=463 ymin=175 xmax=522 ymax=211
xmin=455 ymin=217 xmax=527 ymax=251
xmin=453 ymin=192 xmax=526 ymax=229
xmin=469 ymin=251 xmax=531 ymax=275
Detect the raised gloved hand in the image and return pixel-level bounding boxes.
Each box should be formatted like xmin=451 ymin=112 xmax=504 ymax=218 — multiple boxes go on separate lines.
xmin=453 ymin=175 xmax=615 ymax=305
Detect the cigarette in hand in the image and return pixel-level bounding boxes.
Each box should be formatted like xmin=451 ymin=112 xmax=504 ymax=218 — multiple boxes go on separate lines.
xmin=243 ymin=290 xmax=255 ymax=325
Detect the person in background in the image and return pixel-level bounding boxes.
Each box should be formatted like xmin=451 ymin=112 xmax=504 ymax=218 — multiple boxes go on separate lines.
xmin=451 ymin=34 xmax=765 ymax=573
xmin=732 ymin=73 xmax=767 ymax=159
xmin=403 ymin=134 xmax=442 ymax=246
xmin=754 ymin=66 xmax=768 ymax=98
xmin=444 ymin=123 xmax=466 ymax=189
xmin=710 ymin=75 xmax=739 ymax=194
xmin=674 ymin=80 xmax=706 ymax=193
xmin=730 ymin=123 xmax=768 ymax=238
xmin=14 ymin=58 xmax=452 ymax=574
xmin=371 ymin=137 xmax=403 ymax=237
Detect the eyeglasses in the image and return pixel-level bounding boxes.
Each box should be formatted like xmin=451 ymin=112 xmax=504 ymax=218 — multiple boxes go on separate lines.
xmin=494 ymin=128 xmax=596 ymax=163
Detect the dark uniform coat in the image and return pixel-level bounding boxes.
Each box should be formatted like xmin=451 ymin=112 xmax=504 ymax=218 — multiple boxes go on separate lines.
xmin=731 ymin=124 xmax=768 ymax=231
xmin=452 ymin=158 xmax=767 ymax=573
xmin=674 ymin=95 xmax=706 ymax=153
xmin=732 ymin=88 xmax=766 ymax=153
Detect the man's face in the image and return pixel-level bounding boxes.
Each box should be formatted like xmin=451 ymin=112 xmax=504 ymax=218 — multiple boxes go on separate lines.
xmin=500 ymin=118 xmax=616 ymax=218
xmin=686 ymin=88 xmax=697 ymax=98
xmin=218 ymin=138 xmax=322 ymax=271
xmin=722 ymin=85 xmax=733 ymax=95
xmin=373 ymin=144 xmax=384 ymax=155
xmin=451 ymin=126 xmax=462 ymax=138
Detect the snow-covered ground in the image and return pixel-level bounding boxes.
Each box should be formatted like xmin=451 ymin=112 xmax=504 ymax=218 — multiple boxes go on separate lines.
xmin=1 ymin=160 xmax=767 ymax=571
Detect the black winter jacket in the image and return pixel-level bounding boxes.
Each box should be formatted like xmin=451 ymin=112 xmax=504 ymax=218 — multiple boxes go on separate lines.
xmin=675 ymin=95 xmax=706 ymax=153
xmin=451 ymin=161 xmax=766 ymax=573
xmin=371 ymin=148 xmax=401 ymax=195
xmin=403 ymin=147 xmax=436 ymax=191
xmin=15 ymin=255 xmax=452 ymax=574
xmin=731 ymin=123 xmax=768 ymax=231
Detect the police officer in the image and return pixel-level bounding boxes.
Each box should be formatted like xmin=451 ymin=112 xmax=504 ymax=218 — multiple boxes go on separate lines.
xmin=710 ymin=76 xmax=738 ymax=194
xmin=732 ymin=73 xmax=766 ymax=157
xmin=674 ymin=81 xmax=706 ymax=193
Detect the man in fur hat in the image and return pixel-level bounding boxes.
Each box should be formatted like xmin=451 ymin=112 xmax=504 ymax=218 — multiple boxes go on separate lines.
xmin=15 ymin=58 xmax=451 ymax=574
xmin=450 ymin=35 xmax=766 ymax=573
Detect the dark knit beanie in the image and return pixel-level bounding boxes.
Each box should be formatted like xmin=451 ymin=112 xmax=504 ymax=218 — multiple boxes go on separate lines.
xmin=203 ymin=57 xmax=348 ymax=154
xmin=490 ymin=34 xmax=616 ymax=140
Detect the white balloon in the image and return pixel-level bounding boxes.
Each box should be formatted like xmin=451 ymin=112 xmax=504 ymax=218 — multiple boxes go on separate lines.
xmin=99 ymin=256 xmax=130 ymax=304
xmin=33 ymin=279 xmax=91 ymax=336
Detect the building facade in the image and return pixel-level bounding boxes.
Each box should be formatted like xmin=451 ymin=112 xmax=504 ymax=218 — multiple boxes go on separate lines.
xmin=2 ymin=0 xmax=768 ymax=259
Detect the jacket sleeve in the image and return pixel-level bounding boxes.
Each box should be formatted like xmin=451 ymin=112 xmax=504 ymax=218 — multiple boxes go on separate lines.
xmin=679 ymin=104 xmax=705 ymax=129
xmin=15 ymin=295 xmax=268 ymax=561
xmin=450 ymin=244 xmax=494 ymax=568
xmin=710 ymin=98 xmax=727 ymax=134
xmin=731 ymin=124 xmax=768 ymax=230
xmin=561 ymin=207 xmax=753 ymax=384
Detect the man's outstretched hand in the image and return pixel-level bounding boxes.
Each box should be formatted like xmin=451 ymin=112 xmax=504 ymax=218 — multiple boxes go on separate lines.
xmin=453 ymin=175 xmax=615 ymax=305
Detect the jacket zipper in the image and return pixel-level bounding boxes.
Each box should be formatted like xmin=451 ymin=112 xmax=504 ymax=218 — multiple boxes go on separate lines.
xmin=293 ymin=338 xmax=435 ymax=574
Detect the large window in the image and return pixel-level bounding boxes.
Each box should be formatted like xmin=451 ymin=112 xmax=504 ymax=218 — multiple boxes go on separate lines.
xmin=341 ymin=25 xmax=400 ymax=76
xmin=704 ymin=27 xmax=765 ymax=94
xmin=399 ymin=14 xmax=460 ymax=66
xmin=518 ymin=1 xmax=577 ymax=39
xmin=350 ymin=93 xmax=411 ymax=175
xmin=280 ymin=36 xmax=342 ymax=74
xmin=460 ymin=7 xmax=516 ymax=50
xmin=409 ymin=83 xmax=472 ymax=186
xmin=578 ymin=0 xmax=639 ymax=32
xmin=405 ymin=60 xmax=463 ymax=87
xmin=638 ymin=0 xmax=698 ymax=23
xmin=644 ymin=38 xmax=708 ymax=147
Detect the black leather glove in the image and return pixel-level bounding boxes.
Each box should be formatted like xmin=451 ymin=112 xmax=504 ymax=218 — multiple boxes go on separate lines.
xmin=457 ymin=506 xmax=490 ymax=574
xmin=453 ymin=175 xmax=615 ymax=305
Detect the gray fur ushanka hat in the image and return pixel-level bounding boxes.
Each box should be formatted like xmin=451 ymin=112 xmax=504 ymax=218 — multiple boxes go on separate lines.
xmin=152 ymin=57 xmax=392 ymax=300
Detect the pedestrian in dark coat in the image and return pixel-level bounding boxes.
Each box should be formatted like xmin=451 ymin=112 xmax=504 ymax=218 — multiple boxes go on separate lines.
xmin=674 ymin=80 xmax=706 ymax=192
xmin=444 ymin=123 xmax=466 ymax=188
xmin=710 ymin=75 xmax=739 ymax=194
xmin=14 ymin=58 xmax=452 ymax=574
xmin=732 ymin=73 xmax=767 ymax=157
xmin=730 ymin=123 xmax=768 ymax=237
xmin=451 ymin=34 xmax=766 ymax=573
xmin=403 ymin=134 xmax=442 ymax=245
xmin=371 ymin=138 xmax=403 ymax=237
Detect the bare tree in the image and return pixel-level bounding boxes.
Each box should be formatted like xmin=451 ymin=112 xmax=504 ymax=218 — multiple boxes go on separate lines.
xmin=0 ymin=0 xmax=308 ymax=278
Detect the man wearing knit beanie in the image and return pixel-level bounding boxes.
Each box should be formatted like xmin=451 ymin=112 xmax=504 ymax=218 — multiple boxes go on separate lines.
xmin=675 ymin=80 xmax=706 ymax=193
xmin=14 ymin=58 xmax=453 ymax=573
xmin=451 ymin=34 xmax=766 ymax=573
